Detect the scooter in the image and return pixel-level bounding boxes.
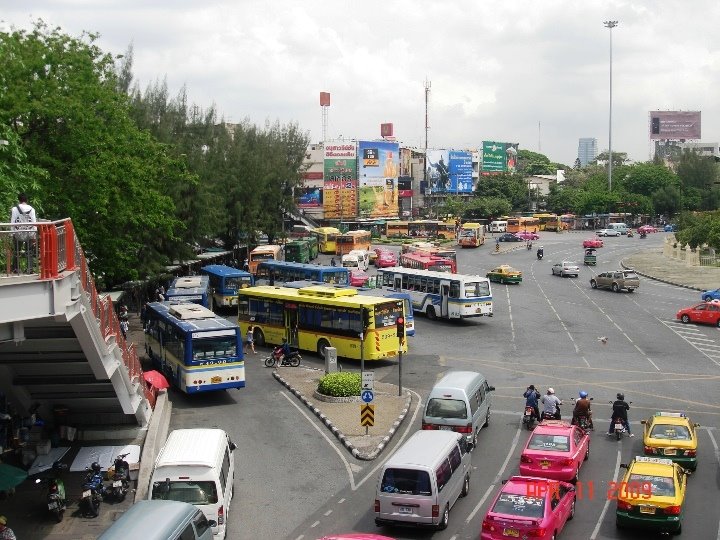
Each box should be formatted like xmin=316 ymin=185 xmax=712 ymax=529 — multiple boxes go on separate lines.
xmin=609 ymin=401 xmax=633 ymax=440
xmin=80 ymin=467 xmax=105 ymax=517
xmin=571 ymin=397 xmax=594 ymax=431
xmin=627 ymin=230 xmax=634 ymax=238
xmin=522 ymin=406 xmax=537 ymax=430
xmin=106 ymin=453 xmax=131 ymax=502
xmin=264 ymin=347 xmax=302 ymax=367
xmin=639 ymin=232 xmax=647 ymax=239
xmin=35 ymin=460 xmax=68 ymax=522
xmin=541 ymin=404 xmax=561 ymax=421
xmin=536 ymin=249 xmax=544 ymax=260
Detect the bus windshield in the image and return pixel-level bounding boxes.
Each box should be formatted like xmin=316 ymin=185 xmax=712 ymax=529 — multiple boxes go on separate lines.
xmin=225 ymin=276 xmax=253 ymax=290
xmin=191 ymin=335 xmax=238 ymax=361
xmin=464 ymin=281 xmax=490 ymax=297
xmin=251 ymin=252 xmax=275 ymax=261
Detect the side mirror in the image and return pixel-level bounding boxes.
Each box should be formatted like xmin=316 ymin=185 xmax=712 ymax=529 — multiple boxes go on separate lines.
xmin=619 ymin=464 xmax=628 ymax=469
xmin=501 ymin=479 xmax=508 ymax=485
xmin=640 ymin=420 xmax=646 ymax=425
xmin=229 ymin=442 xmax=237 ymax=451
xmin=488 ymin=386 xmax=496 ymax=392
xmin=465 ymin=441 xmax=474 ymax=452
xmin=694 ymin=423 xmax=701 ymax=428
xmin=208 ymin=520 xmax=218 ymax=527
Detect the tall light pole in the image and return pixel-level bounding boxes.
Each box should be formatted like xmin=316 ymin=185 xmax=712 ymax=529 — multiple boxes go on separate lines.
xmin=604 ymin=20 xmax=618 ymax=192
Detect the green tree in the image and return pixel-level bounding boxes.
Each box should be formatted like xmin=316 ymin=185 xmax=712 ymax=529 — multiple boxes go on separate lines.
xmin=676 ymin=150 xmax=720 ymax=210
xmin=623 ymin=162 xmax=679 ymax=197
xmin=476 ymin=173 xmax=529 ymax=211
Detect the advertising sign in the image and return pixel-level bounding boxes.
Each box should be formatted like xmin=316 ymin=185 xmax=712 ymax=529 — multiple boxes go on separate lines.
xmin=482 ymin=141 xmax=506 ymax=173
xmin=426 ymin=150 xmax=473 ymax=193
xmin=649 ymin=111 xmax=701 ymax=140
xmin=448 ymin=151 xmax=474 ymax=193
xmin=323 ymin=143 xmax=357 ymax=219
xmin=357 ymin=140 xmax=399 ymax=218
xmin=296 ymin=187 xmax=321 ymax=208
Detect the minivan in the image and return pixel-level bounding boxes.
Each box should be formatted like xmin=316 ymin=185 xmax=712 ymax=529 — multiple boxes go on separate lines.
xmin=422 ymin=371 xmax=495 ymax=446
xmin=489 ymin=220 xmax=508 ymax=233
xmin=342 ymin=249 xmax=370 ymax=271
xmin=375 ymin=430 xmax=472 ymax=529
xmin=98 ymin=500 xmax=214 ymax=540
xmin=608 ymin=223 xmax=629 ymax=234
xmin=149 ymin=429 xmax=236 ymax=539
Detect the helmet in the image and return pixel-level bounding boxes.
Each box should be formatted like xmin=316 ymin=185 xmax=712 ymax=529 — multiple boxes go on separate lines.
xmin=540 ymin=246 xmax=544 ymax=249
xmin=528 ymin=384 xmax=535 ymax=390
xmin=617 ymin=393 xmax=625 ymax=401
xmin=547 ymin=387 xmax=555 ymax=394
xmin=0 ymin=516 xmax=7 ymax=526
xmin=282 ymin=337 xmax=287 ymax=343
xmin=579 ymin=391 xmax=588 ymax=399
xmin=91 ymin=462 xmax=101 ymax=473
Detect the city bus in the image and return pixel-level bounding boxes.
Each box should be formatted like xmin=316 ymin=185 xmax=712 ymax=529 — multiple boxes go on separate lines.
xmin=560 ymin=214 xmax=576 ymax=230
xmin=407 ymin=220 xmax=456 ymax=239
xmin=200 ymin=265 xmax=254 ymax=309
xmin=256 ymin=260 xmax=350 ymax=285
xmin=144 ymin=302 xmax=245 ymax=393
xmin=164 ymin=275 xmax=211 ymax=308
xmin=284 ymin=240 xmax=311 ymax=264
xmin=533 ymin=213 xmax=560 ymax=232
xmin=237 ymin=285 xmax=408 ymax=360
xmin=403 ymin=241 xmax=458 ymax=263
xmin=336 ymin=230 xmax=372 ymax=256
xmin=248 ymin=244 xmax=283 ymax=274
xmin=458 ymin=222 xmax=485 ymax=248
xmin=300 ymin=236 xmax=319 ymax=259
xmin=377 ymin=267 xmax=493 ymax=320
xmin=507 ymin=216 xmax=540 ymax=233
xmin=386 ymin=220 xmax=410 ymax=238
xmin=400 ymin=252 xmax=457 ymax=273
xmin=312 ymin=227 xmax=341 ymax=254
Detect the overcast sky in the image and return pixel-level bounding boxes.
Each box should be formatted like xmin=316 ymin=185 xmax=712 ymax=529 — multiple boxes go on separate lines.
xmin=3 ymin=1 xmax=718 ymax=166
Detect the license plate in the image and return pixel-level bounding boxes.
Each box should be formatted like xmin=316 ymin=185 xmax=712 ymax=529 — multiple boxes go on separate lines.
xmin=113 ymin=480 xmax=122 ymax=487
xmin=82 ymin=490 xmax=91 ymax=498
xmin=48 ymin=502 xmax=58 ymax=510
xmin=541 ymin=460 xmax=551 ymax=468
xmin=663 ymin=448 xmax=676 ymax=456
xmin=640 ymin=506 xmax=656 ymax=515
xmin=399 ymin=506 xmax=413 ymax=514
xmin=211 ymin=376 xmax=222 ymax=384
xmin=440 ymin=426 xmax=452 ymax=431
xmin=615 ymin=423 xmax=624 ymax=430
xmin=503 ymin=529 xmax=520 ymax=537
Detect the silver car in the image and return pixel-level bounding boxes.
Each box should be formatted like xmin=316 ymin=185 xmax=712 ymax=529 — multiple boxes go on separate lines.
xmin=552 ymin=261 xmax=580 ymax=277
xmin=590 ymin=270 xmax=640 ymax=292
xmin=597 ymin=228 xmax=621 ymax=237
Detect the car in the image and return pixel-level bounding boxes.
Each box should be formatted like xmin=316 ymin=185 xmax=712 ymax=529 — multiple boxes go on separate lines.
xmin=590 ymin=270 xmax=640 ymax=292
xmin=551 ymin=261 xmax=580 ymax=278
xmin=373 ymin=248 xmax=397 ymax=268
xmin=519 ymin=420 xmax=590 ymax=483
xmin=597 ymin=228 xmax=621 ymax=237
xmin=515 ymin=231 xmax=540 ymax=240
xmin=349 ymin=269 xmax=369 ymax=287
xmin=498 ymin=233 xmax=523 ymax=242
xmin=481 ymin=475 xmax=576 ymax=540
xmin=700 ymin=288 xmax=720 ymax=302
xmin=582 ymin=238 xmax=603 ymax=248
xmin=676 ymin=302 xmax=720 ymax=327
xmin=641 ymin=412 xmax=699 ymax=471
xmin=615 ymin=456 xmax=689 ymax=534
xmin=638 ymin=225 xmax=658 ymax=234
xmin=486 ymin=265 xmax=522 ymax=284
xmin=664 ymin=224 xmax=677 ymax=232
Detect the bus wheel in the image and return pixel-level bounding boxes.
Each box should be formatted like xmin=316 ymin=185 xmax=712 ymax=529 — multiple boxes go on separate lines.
xmin=253 ymin=328 xmax=265 ymax=347
xmin=317 ymin=339 xmax=330 ymax=359
xmin=426 ymin=306 xmax=437 ymax=320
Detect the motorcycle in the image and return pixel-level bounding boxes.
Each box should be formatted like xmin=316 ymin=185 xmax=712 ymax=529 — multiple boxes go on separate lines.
xmin=639 ymin=232 xmax=647 ymax=239
xmin=627 ymin=230 xmax=634 ymax=238
xmin=541 ymin=403 xmax=561 ymax=421
xmin=264 ymin=347 xmax=302 ymax=368
xmin=35 ymin=460 xmax=68 ymax=522
xmin=536 ymin=249 xmax=544 ymax=260
xmin=571 ymin=397 xmax=594 ymax=431
xmin=609 ymin=401 xmax=633 ymax=440
xmin=80 ymin=467 xmax=106 ymax=517
xmin=522 ymin=406 xmax=537 ymax=430
xmin=106 ymin=452 xmax=131 ymax=502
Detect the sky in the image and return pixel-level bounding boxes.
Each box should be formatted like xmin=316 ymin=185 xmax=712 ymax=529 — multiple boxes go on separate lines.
xmin=3 ymin=0 xmax=719 ymax=166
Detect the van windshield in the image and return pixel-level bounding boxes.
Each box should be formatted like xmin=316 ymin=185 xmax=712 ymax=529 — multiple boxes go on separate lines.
xmin=381 ymin=468 xmax=432 ymax=496
xmin=151 ymin=480 xmax=218 ymax=505
xmin=426 ymin=398 xmax=468 ymax=419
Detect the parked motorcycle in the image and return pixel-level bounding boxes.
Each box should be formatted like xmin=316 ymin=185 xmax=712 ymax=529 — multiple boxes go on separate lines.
xmin=522 ymin=406 xmax=537 ymax=430
xmin=80 ymin=463 xmax=105 ymax=517
xmin=35 ymin=460 xmax=68 ymax=522
xmin=106 ymin=452 xmax=131 ymax=501
xmin=264 ymin=347 xmax=302 ymax=367
xmin=609 ymin=401 xmax=633 ymax=440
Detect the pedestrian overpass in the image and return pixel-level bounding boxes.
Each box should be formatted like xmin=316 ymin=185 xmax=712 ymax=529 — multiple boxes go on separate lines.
xmin=0 ymin=219 xmax=154 ymax=439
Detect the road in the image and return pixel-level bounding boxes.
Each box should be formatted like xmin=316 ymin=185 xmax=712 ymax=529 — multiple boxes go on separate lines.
xmin=169 ymin=232 xmax=720 ymax=540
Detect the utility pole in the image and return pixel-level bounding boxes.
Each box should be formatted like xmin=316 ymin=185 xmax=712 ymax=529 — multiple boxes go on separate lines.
xmin=424 ymin=79 xmax=431 ymax=216
xmin=604 ymin=20 xmax=618 ymax=192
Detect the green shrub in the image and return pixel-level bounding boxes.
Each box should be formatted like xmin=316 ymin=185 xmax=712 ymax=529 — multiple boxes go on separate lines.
xmin=317 ymin=372 xmax=361 ymax=397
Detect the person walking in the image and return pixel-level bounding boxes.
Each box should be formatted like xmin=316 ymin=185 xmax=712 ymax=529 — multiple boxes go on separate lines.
xmin=0 ymin=516 xmax=17 ymax=540
xmin=245 ymin=325 xmax=257 ymax=354
xmin=10 ymin=192 xmax=37 ymax=274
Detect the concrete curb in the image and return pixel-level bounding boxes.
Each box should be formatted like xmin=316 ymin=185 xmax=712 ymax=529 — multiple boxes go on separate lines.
xmin=273 ymin=368 xmax=412 ymax=461
xmin=620 ymin=260 xmax=703 ymax=291
xmin=134 ymin=389 xmax=172 ymax=502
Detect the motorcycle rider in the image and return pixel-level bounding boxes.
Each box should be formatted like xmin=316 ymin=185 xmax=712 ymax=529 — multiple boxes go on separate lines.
xmin=526 ymin=240 xmax=533 ymax=250
xmin=607 ymin=393 xmax=634 ymax=437
xmin=274 ymin=337 xmax=292 ymax=367
xmin=523 ymin=384 xmax=541 ymax=421
xmin=572 ymin=390 xmax=594 ymax=429
xmin=541 ymin=387 xmax=562 ymax=420
xmin=536 ymin=246 xmax=544 ymax=260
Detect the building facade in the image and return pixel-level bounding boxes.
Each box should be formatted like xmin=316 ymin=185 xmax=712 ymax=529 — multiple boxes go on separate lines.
xmin=577 ymin=138 xmax=598 ymax=166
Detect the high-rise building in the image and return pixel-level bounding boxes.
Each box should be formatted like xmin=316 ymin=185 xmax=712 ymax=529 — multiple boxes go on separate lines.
xmin=577 ymin=138 xmax=598 ymax=166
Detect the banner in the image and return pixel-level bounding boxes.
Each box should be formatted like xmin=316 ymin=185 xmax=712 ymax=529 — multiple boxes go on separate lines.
xmin=448 ymin=151 xmax=473 ymax=193
xmin=323 ymin=143 xmax=357 ymax=219
xmin=358 ymin=140 xmax=399 ymax=218
xmin=296 ymin=187 xmax=321 ymax=208
xmin=481 ymin=141 xmax=519 ymax=174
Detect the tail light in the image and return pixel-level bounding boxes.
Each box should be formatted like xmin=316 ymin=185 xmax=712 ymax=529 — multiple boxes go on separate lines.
xmin=481 ymin=517 xmax=494 ymax=531
xmin=644 ymin=445 xmax=656 ymax=454
xmin=527 ymin=528 xmax=547 ymax=537
xmin=685 ymin=449 xmax=696 ymax=457
xmin=374 ymin=499 xmax=380 ymax=513
xmin=432 ymin=504 xmax=439 ymax=518
xmin=617 ymin=500 xmax=634 ymax=511
xmin=520 ymin=455 xmax=533 ymax=463
xmin=217 ymin=505 xmax=224 ymax=525
xmin=560 ymin=458 xmax=574 ymax=466
xmin=421 ymin=423 xmax=437 ymax=430
xmin=664 ymin=505 xmax=681 ymax=515
xmin=456 ymin=424 xmax=473 ymax=434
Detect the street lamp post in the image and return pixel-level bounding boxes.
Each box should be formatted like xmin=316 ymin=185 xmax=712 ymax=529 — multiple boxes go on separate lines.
xmin=604 ymin=20 xmax=618 ymax=192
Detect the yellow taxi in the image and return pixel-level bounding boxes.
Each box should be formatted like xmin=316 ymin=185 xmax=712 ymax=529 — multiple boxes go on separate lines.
xmin=486 ymin=265 xmax=522 ymax=284
xmin=641 ymin=412 xmax=699 ymax=470
xmin=615 ymin=456 xmax=690 ymax=534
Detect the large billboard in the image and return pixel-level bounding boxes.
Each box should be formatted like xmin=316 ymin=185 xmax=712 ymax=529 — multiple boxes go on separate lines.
xmin=323 ymin=143 xmax=357 ymax=219
xmin=649 ymin=111 xmax=701 ymax=140
xmin=357 ymin=140 xmax=399 ymax=218
xmin=425 ymin=150 xmax=474 ymax=193
xmin=481 ymin=141 xmax=518 ymax=174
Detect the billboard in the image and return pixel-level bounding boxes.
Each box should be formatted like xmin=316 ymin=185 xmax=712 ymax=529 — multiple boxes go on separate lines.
xmin=481 ymin=141 xmax=519 ymax=174
xmin=323 ymin=143 xmax=357 ymax=219
xmin=357 ymin=140 xmax=399 ymax=218
xmin=425 ymin=150 xmax=474 ymax=193
xmin=649 ymin=111 xmax=701 ymax=140
xmin=296 ymin=187 xmax=321 ymax=208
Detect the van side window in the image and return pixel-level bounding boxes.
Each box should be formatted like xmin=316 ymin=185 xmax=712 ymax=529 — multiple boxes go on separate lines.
xmin=220 ymin=449 xmax=231 ymax=492
xmin=469 ymin=390 xmax=479 ymax=415
xmin=180 ymin=524 xmax=196 ymax=540
xmin=194 ymin=511 xmax=211 ymax=537
xmin=448 ymin=446 xmax=462 ymax=472
xmin=435 ymin=458 xmax=452 ymax=493
xmin=478 ymin=385 xmax=486 ymax=404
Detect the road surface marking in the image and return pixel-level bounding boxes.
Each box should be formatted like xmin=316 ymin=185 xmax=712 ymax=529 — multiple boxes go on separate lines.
xmin=590 ymin=449 xmax=622 ymax=539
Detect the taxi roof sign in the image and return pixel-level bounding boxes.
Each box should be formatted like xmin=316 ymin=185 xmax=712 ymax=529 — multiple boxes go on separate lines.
xmin=635 ymin=456 xmax=674 ymax=465
xmin=655 ymin=411 xmax=686 ymax=417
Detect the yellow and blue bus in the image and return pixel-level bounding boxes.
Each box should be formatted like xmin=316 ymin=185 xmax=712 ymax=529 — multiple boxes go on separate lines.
xmin=144 ymin=302 xmax=244 ymax=393
xmin=200 ymin=265 xmax=254 ymax=309
xmin=256 ymin=260 xmax=350 ymax=285
xmin=165 ymin=275 xmax=211 ymax=308
xmin=238 ymin=285 xmax=408 ymax=360
xmin=312 ymin=227 xmax=341 ymax=254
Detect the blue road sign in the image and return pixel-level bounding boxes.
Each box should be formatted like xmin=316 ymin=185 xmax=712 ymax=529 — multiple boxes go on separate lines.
xmin=361 ymin=390 xmax=374 ymax=403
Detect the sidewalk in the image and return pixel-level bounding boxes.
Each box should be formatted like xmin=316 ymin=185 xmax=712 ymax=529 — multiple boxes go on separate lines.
xmin=622 ymin=247 xmax=720 ymax=291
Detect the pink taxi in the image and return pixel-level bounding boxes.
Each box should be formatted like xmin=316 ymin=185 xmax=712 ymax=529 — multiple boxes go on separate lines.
xmin=519 ymin=420 xmax=590 ymax=483
xmin=350 ymin=269 xmax=370 ymax=287
xmin=374 ymin=248 xmax=398 ymax=268
xmin=481 ymin=476 xmax=576 ymax=540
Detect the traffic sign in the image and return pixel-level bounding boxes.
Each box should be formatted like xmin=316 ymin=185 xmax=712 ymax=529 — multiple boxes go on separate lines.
xmin=361 ymin=390 xmax=374 ymax=403
xmin=362 ymin=371 xmax=374 ymax=390
xmin=360 ymin=404 xmax=375 ymax=427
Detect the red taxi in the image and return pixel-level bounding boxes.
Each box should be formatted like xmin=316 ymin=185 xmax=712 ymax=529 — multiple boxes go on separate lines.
xmin=350 ymin=270 xmax=370 ymax=287
xmin=519 ymin=420 xmax=590 ymax=483
xmin=582 ymin=237 xmax=603 ymax=248
xmin=676 ymin=302 xmax=720 ymax=327
xmin=481 ymin=476 xmax=576 ymax=540
xmin=374 ymin=248 xmax=397 ymax=268
xmin=638 ymin=225 xmax=657 ymax=234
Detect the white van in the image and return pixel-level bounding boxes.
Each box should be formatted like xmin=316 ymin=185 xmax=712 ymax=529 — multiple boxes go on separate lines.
xmin=422 ymin=371 xmax=495 ymax=447
xmin=375 ymin=430 xmax=472 ymax=529
xmin=489 ymin=220 xmax=508 ymax=233
xmin=149 ymin=429 xmax=236 ymax=540
xmin=608 ymin=223 xmax=629 ymax=234
xmin=98 ymin=500 xmax=214 ymax=540
xmin=342 ymin=249 xmax=370 ymax=271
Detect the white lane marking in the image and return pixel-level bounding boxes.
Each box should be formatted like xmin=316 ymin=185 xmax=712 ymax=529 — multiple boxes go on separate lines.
xmin=323 ymin=510 xmax=332 ymax=516
xmin=337 ymin=498 xmax=345 ymax=504
xmin=582 ymin=355 xmax=591 ymax=367
xmin=590 ymin=449 xmax=622 ymax=540
xmin=506 ymin=286 xmax=516 ymax=349
xmin=661 ymin=319 xmax=720 ymax=369
xmin=310 ymin=521 xmax=320 ymax=528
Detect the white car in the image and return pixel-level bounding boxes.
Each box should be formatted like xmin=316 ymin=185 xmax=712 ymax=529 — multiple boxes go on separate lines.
xmin=552 ymin=261 xmax=580 ymax=277
xmin=597 ymin=228 xmax=621 ymax=237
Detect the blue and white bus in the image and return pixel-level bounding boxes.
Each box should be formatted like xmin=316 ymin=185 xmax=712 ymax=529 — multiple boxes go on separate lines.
xmin=144 ymin=302 xmax=245 ymax=393
xmin=377 ymin=267 xmax=493 ymax=320
xmin=200 ymin=265 xmax=254 ymax=310
xmin=165 ymin=275 xmax=211 ymax=308
xmin=255 ymin=260 xmax=350 ymax=285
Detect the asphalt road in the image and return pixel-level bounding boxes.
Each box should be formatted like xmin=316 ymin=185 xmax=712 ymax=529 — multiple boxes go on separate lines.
xmin=170 ymin=233 xmax=720 ymax=540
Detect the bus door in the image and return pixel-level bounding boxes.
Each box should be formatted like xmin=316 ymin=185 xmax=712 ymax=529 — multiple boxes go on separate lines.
xmin=285 ymin=304 xmax=299 ymax=347
xmin=394 ymin=276 xmax=402 ymax=291
xmin=440 ymin=281 xmax=450 ymax=318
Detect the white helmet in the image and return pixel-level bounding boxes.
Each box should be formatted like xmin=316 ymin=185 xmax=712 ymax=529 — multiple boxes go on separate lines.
xmin=547 ymin=387 xmax=555 ymax=394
